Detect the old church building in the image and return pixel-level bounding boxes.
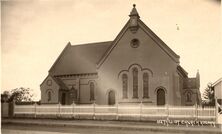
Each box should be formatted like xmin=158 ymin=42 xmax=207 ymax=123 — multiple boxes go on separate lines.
xmin=40 ymin=5 xmax=201 ymax=106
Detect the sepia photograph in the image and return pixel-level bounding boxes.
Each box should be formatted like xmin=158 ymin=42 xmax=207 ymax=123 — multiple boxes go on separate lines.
xmin=1 ymin=0 xmax=221 ymax=134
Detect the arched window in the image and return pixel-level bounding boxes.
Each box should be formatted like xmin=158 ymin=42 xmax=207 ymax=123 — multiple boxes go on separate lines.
xmin=108 ymin=90 xmax=115 ymax=105
xmin=71 ymin=86 xmax=77 ymax=101
xmin=90 ymin=82 xmax=95 ymax=101
xmin=73 ymin=89 xmax=77 ymax=101
xmin=132 ymin=68 xmax=138 ymax=98
xmin=48 ymin=91 xmax=51 ymax=102
xmin=157 ymin=88 xmax=165 ymax=105
xmin=143 ymin=73 xmax=149 ymax=98
xmin=122 ymin=74 xmax=128 ymax=99
xmin=186 ymin=92 xmax=192 ymax=102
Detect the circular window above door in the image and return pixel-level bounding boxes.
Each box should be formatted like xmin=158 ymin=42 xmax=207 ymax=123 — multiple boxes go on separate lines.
xmin=47 ymin=80 xmax=52 ymax=86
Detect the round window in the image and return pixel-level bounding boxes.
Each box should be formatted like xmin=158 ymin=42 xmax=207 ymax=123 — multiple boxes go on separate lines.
xmin=47 ymin=80 xmax=52 ymax=86
xmin=130 ymin=39 xmax=140 ymax=48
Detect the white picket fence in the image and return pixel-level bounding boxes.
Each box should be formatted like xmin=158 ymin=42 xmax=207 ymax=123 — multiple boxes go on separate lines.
xmin=14 ymin=103 xmax=216 ymax=122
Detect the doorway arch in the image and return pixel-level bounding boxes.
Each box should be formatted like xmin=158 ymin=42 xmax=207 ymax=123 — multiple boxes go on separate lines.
xmin=156 ymin=88 xmax=166 ymax=106
xmin=108 ymin=90 xmax=115 ymax=105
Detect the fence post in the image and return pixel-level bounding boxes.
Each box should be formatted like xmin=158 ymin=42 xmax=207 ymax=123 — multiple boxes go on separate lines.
xmin=12 ymin=100 xmax=15 ymax=117
xmin=72 ymin=101 xmax=75 ymax=119
xmin=195 ymin=103 xmax=198 ymax=121
xmin=58 ymin=102 xmax=61 ymax=118
xmin=215 ymin=100 xmax=218 ymax=126
xmin=116 ymin=102 xmax=119 ymax=120
xmin=166 ymin=104 xmax=169 ymax=126
xmin=93 ymin=101 xmax=96 ymax=120
xmin=140 ymin=101 xmax=142 ymax=121
xmin=34 ymin=102 xmax=37 ymax=118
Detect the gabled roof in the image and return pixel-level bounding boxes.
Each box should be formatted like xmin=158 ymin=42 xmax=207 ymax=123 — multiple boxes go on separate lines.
xmin=40 ymin=75 xmax=69 ymax=90
xmin=49 ymin=41 xmax=112 ymax=75
xmin=49 ymin=42 xmax=71 ymax=74
xmin=51 ymin=77 xmax=69 ymax=90
xmin=183 ymin=78 xmax=198 ymax=89
xmin=49 ymin=5 xmax=181 ymax=75
xmin=212 ymin=77 xmax=222 ymax=87
xmin=177 ymin=65 xmax=188 ymax=78
xmin=97 ymin=18 xmax=180 ymax=68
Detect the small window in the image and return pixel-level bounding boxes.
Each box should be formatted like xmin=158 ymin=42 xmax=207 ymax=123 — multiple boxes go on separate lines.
xmin=143 ymin=73 xmax=149 ymax=98
xmin=47 ymin=80 xmax=52 ymax=86
xmin=132 ymin=67 xmax=138 ymax=98
xmin=71 ymin=86 xmax=77 ymax=101
xmin=186 ymin=92 xmax=192 ymax=102
xmin=122 ymin=74 xmax=128 ymax=99
xmin=90 ymin=82 xmax=95 ymax=101
xmin=130 ymin=39 xmax=140 ymax=48
xmin=48 ymin=91 xmax=51 ymax=101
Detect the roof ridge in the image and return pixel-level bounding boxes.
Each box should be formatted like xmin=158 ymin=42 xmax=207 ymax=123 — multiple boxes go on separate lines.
xmin=71 ymin=41 xmax=112 ymax=47
xmin=212 ymin=77 xmax=222 ymax=86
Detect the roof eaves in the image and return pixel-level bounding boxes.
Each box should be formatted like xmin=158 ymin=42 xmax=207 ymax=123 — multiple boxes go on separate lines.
xmin=177 ymin=65 xmax=188 ymax=78
xmin=40 ymin=75 xmax=50 ymax=87
xmin=96 ymin=20 xmax=130 ymax=68
xmin=212 ymin=77 xmax=222 ymax=87
xmin=70 ymin=41 xmax=112 ymax=47
xmin=51 ymin=76 xmax=69 ymax=90
xmin=138 ymin=19 xmax=180 ymax=63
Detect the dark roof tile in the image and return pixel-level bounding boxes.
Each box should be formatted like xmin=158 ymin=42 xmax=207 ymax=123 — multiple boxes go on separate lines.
xmin=51 ymin=76 xmax=69 ymax=90
xmin=49 ymin=41 xmax=112 ymax=75
xmin=183 ymin=78 xmax=197 ymax=89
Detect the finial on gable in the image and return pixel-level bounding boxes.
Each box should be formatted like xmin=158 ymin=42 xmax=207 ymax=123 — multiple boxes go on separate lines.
xmin=67 ymin=41 xmax=71 ymax=46
xmin=129 ymin=4 xmax=140 ymax=18
xmin=196 ymin=69 xmax=200 ymax=77
xmin=129 ymin=4 xmax=140 ymax=33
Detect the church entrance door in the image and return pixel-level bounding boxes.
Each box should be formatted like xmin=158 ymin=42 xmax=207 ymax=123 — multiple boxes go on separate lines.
xmin=157 ymin=88 xmax=165 ymax=105
xmin=108 ymin=90 xmax=115 ymax=105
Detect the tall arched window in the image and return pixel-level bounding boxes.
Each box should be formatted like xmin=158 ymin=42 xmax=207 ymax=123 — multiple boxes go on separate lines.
xmin=71 ymin=86 xmax=77 ymax=101
xmin=122 ymin=74 xmax=128 ymax=99
xmin=90 ymin=82 xmax=95 ymax=101
xmin=143 ymin=73 xmax=149 ymax=98
xmin=132 ymin=68 xmax=138 ymax=98
xmin=48 ymin=91 xmax=51 ymax=102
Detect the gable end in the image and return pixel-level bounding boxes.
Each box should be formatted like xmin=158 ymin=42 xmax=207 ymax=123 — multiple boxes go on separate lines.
xmin=97 ymin=18 xmax=180 ymax=69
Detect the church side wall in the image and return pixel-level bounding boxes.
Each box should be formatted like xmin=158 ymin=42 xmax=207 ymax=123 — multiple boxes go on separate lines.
xmin=79 ymin=78 xmax=97 ymax=104
xmin=173 ymin=73 xmax=182 ymax=105
xmin=60 ymin=75 xmax=98 ymax=104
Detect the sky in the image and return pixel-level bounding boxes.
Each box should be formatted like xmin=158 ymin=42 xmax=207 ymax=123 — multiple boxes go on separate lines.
xmin=1 ymin=0 xmax=221 ymax=101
